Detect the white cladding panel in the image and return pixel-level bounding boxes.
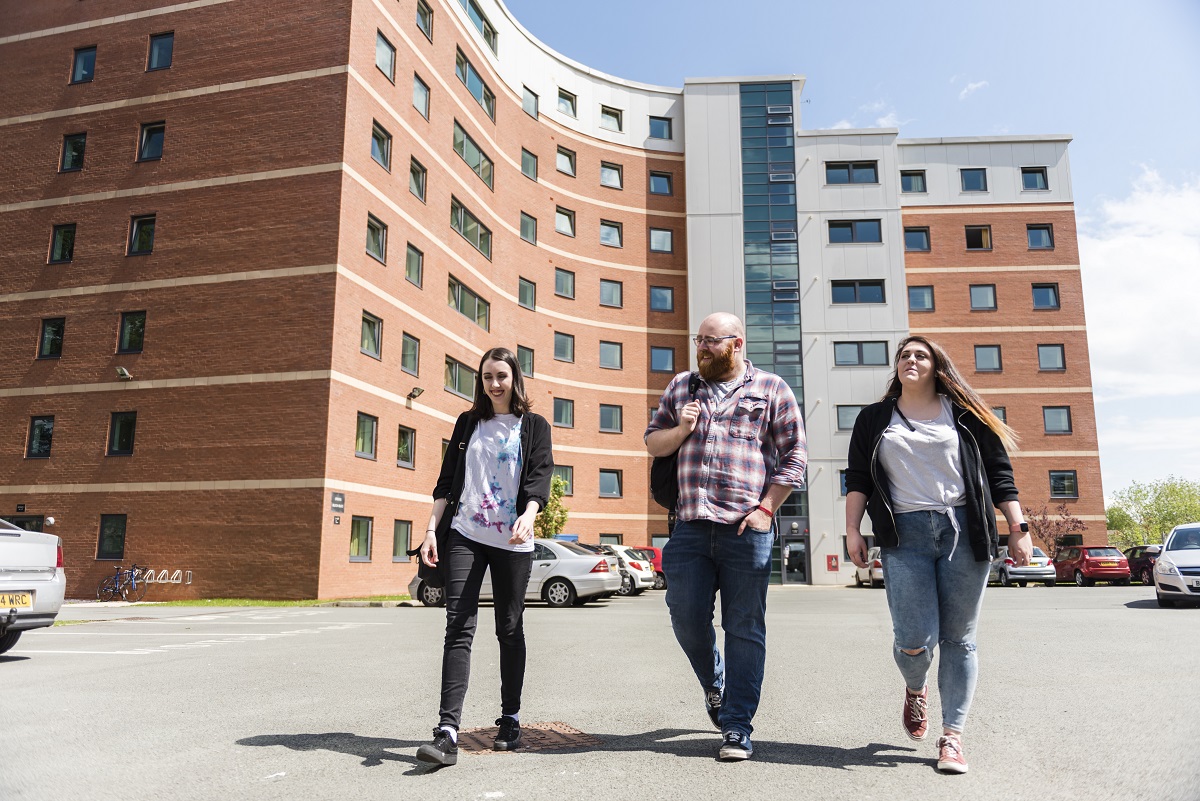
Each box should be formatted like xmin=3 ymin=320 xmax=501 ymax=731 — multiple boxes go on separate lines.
xmin=896 ymin=139 xmax=1073 ymax=205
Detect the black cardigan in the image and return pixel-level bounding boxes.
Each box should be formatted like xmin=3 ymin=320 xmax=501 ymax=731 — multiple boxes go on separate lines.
xmin=845 ymin=397 xmax=1019 ymax=562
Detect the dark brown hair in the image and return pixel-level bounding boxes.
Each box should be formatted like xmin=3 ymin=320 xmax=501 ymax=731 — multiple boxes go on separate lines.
xmin=469 ymin=347 xmax=532 ymax=420
xmin=882 ymin=335 xmax=1018 ymax=450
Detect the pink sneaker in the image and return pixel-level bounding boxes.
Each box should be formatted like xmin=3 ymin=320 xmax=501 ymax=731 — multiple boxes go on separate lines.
xmin=936 ymin=734 xmax=968 ymax=774
xmin=902 ymin=687 xmax=928 ymax=741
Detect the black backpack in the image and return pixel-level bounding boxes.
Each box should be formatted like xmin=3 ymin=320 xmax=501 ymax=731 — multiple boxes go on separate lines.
xmin=649 ymin=372 xmax=701 ymax=512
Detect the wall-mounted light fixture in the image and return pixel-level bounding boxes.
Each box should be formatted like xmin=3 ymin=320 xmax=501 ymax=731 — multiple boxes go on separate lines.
xmin=406 ymin=387 xmax=424 ymax=400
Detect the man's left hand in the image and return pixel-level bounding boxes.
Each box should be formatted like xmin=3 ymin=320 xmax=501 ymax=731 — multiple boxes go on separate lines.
xmin=737 ymin=508 xmax=773 ymax=536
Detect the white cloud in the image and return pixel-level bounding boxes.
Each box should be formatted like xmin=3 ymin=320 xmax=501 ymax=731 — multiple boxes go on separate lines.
xmin=830 ymin=119 xmax=854 ymax=129
xmin=859 ymin=99 xmax=887 ymax=114
xmin=958 ymin=80 xmax=988 ymax=100
xmin=875 ymin=112 xmax=902 ymax=128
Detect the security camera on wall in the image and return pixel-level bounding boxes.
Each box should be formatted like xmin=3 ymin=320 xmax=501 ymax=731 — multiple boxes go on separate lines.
xmin=115 ymin=367 xmax=133 ymax=380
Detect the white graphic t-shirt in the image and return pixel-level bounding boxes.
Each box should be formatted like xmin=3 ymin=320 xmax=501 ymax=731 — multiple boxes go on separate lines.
xmin=451 ymin=414 xmax=529 ymax=552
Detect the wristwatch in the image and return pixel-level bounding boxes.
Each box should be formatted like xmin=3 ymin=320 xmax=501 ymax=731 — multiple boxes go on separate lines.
xmin=1010 ymin=522 xmax=1029 ymax=533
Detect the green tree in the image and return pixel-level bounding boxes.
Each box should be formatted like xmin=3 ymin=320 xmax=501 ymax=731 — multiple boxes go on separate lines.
xmin=1107 ymin=476 xmax=1200 ymax=547
xmin=1024 ymin=503 xmax=1088 ymax=561
xmin=534 ymin=475 xmax=569 ymax=539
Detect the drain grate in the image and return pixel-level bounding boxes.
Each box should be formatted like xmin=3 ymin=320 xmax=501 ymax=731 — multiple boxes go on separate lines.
xmin=457 ymin=721 xmax=602 ymax=754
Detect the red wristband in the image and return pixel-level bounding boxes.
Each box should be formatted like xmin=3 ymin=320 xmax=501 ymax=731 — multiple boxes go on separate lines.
xmin=756 ymin=505 xmax=774 ymax=517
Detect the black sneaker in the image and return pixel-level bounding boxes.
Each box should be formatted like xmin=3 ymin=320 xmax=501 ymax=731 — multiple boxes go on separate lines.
xmin=705 ymin=689 xmax=723 ymax=729
xmin=494 ymin=716 xmax=521 ymax=751
xmin=416 ymin=727 xmax=458 ymax=766
xmin=718 ymin=730 xmax=753 ymax=761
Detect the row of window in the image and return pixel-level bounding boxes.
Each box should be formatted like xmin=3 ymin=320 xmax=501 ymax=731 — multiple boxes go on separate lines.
xmin=904 ymin=223 xmax=1055 ymax=252
xmin=55 ymin=123 xmax=166 ymax=172
xmin=838 ymin=469 xmax=1081 ymax=499
xmin=67 ymin=33 xmax=174 ymax=84
xmin=523 ymin=144 xmax=674 ymax=195
xmin=525 ymin=273 xmax=675 ymax=311
xmin=41 ymin=215 xmax=157 ymax=262
xmin=827 ymin=161 xmax=1050 ymax=193
xmin=24 ymin=412 xmax=136 ymax=458
xmin=835 ymin=402 xmax=1075 ymax=434
xmin=33 ymin=313 xmax=146 ymax=358
xmin=830 ymin=339 xmax=1068 ymax=373
xmin=348 ymin=516 xmax=417 ymax=563
xmin=552 ymin=399 xmax=625 ymax=433
xmin=908 ymin=283 xmax=1062 ymax=312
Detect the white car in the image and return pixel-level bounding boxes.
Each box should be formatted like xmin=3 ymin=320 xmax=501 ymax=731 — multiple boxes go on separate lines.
xmin=854 ymin=547 xmax=884 ymax=588
xmin=604 ymin=544 xmax=656 ymax=595
xmin=1154 ymin=523 xmax=1200 ymax=608
xmin=0 ymin=520 xmax=66 ymax=655
xmin=409 ymin=538 xmax=621 ymax=608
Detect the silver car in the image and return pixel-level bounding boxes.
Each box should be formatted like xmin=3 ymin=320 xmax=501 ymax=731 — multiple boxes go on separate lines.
xmin=854 ymin=547 xmax=884 ymax=588
xmin=989 ymin=546 xmax=1056 ymax=587
xmin=1154 ymin=524 xmax=1200 ymax=608
xmin=0 ymin=520 xmax=66 ymax=655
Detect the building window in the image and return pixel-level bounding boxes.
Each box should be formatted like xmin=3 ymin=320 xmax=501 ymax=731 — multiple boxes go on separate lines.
xmin=27 ymin=416 xmax=54 ymax=458
xmin=519 ymin=277 xmax=536 ymax=309
xmin=38 ymin=318 xmax=65 ymax=358
xmin=599 ymin=533 xmax=622 ymax=545
xmin=600 ymin=220 xmax=623 ymax=248
xmin=993 ymin=406 xmax=1007 ymax=423
xmin=836 ymin=405 xmax=865 ymax=431
xmin=445 ymin=356 xmax=476 ymax=398
xmin=831 ymin=280 xmax=885 ymax=304
xmin=71 ymin=46 xmax=97 ymax=83
xmin=350 ymin=516 xmax=372 ymax=561
xmin=413 ymin=74 xmax=430 ymax=118
xmin=517 ymin=345 xmax=534 ymax=377
xmin=454 ymin=49 xmax=495 ymax=119
xmin=554 ymin=267 xmax=575 ymax=298
xmin=520 ymin=212 xmax=537 ymax=243
xmin=599 ymin=341 xmax=623 ymax=369
xmin=553 ymin=397 xmax=574 ymax=427
xmin=366 ymin=215 xmax=387 ymax=262
xmin=416 ymin=0 xmax=433 ymax=40
xmin=355 ymin=412 xmax=377 ymax=458
xmin=522 ymin=86 xmax=538 ymax=118
xmin=393 ymin=520 xmax=412 ymax=562
xmin=557 ymin=89 xmax=576 ymax=117
xmin=1038 ymin=344 xmax=1065 ymax=371
xmin=555 ymin=207 xmax=575 ymax=237
xmin=49 ymin=224 xmax=76 ymax=264
xmin=409 ymin=158 xmax=427 ymax=201
xmin=650 ymin=346 xmax=675 ymax=372
xmin=829 ymin=220 xmax=882 ymax=244
xmin=61 ymin=133 xmax=86 ymax=172
xmin=118 ymin=311 xmax=146 ymax=353
xmin=839 ymin=470 xmax=848 ymax=497
xmin=405 ymin=243 xmax=423 ymax=286
xmin=834 ymin=341 xmax=889 ymax=366
xmin=649 ymin=228 xmax=673 ymax=253
xmin=965 ymin=225 xmax=992 ymax=251
xmin=600 ymin=279 xmax=623 ymax=308
xmin=600 ymin=105 xmax=623 ymax=132
xmin=969 ymin=284 xmax=997 ymax=310
xmin=448 ymin=275 xmax=490 ymax=330
xmin=599 ymin=469 xmax=623 ymax=498
xmin=556 ymin=146 xmax=576 ymax=176
xmin=452 ymin=121 xmax=493 ymax=188
xmin=900 ymin=170 xmax=926 ymax=193
xmin=459 ymin=0 xmax=497 ymax=52
xmin=825 ymin=161 xmax=878 ymax=184
xmin=904 ymin=227 xmax=930 ymax=252
xmin=371 ymin=122 xmax=392 ymax=169
xmin=1043 ymin=406 xmax=1072 ymax=434
xmin=1027 ymin=224 xmax=1054 ymax=249
xmin=650 ymin=286 xmax=674 ymax=312
xmin=960 ymin=168 xmax=988 ymax=192
xmin=974 ymin=345 xmax=1002 ymax=372
xmin=127 ymin=215 xmax=155 ymax=255
xmin=450 ymin=197 xmax=492 ymax=258
xmin=97 ymin=515 xmax=127 ymax=560
xmin=599 ymin=404 xmax=622 ymax=433
xmin=397 ymin=425 xmax=416 ymax=467
xmin=521 ymin=148 xmax=537 ymax=180
xmin=360 ymin=311 xmax=382 ymax=359
xmin=137 ymin=122 xmax=165 ymax=161
xmin=649 ymin=116 xmax=672 ymax=140
xmin=1050 ymin=470 xmax=1079 ymax=498
xmin=1022 ymin=167 xmax=1049 ymax=191
xmin=600 ymin=162 xmax=623 ymax=189
xmin=553 ymin=465 xmax=573 ymax=495
xmin=1032 ymin=283 xmax=1060 ymax=309
xmin=649 ymin=171 xmax=673 ymax=195
xmin=401 ymin=332 xmax=419 ymax=375
xmin=108 ymin=411 xmax=137 ymax=456
xmin=908 ymin=285 xmax=934 ymax=312
xmin=147 ymin=32 xmax=174 ymax=70
xmin=375 ymin=31 xmax=395 ymax=81
xmin=554 ymin=332 xmax=574 ymax=362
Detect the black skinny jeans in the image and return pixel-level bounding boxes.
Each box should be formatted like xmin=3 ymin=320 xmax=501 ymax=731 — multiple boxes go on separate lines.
xmin=438 ymin=529 xmax=534 ymax=729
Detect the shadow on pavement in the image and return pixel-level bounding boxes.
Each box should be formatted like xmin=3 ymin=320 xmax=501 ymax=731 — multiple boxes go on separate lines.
xmin=0 ymin=655 xmax=30 ymax=663
xmin=237 ymin=733 xmax=435 ymax=774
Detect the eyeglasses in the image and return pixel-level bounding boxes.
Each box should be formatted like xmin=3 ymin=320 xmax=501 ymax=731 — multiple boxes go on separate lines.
xmin=692 ymin=335 xmax=738 ymax=347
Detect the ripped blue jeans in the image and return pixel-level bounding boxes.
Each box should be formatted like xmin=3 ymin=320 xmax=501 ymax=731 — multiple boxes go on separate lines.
xmin=881 ymin=508 xmax=990 ymax=733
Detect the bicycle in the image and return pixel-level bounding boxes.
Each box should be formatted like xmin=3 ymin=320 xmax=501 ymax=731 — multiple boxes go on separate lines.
xmin=95 ymin=564 xmax=151 ymax=602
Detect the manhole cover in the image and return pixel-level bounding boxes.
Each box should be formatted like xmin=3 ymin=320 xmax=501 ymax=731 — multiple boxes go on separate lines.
xmin=457 ymin=721 xmax=602 ymax=754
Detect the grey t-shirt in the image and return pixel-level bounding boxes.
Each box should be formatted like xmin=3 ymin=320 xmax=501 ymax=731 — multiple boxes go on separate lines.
xmin=878 ymin=395 xmax=965 ymax=513
xmin=451 ymin=414 xmax=530 ymax=552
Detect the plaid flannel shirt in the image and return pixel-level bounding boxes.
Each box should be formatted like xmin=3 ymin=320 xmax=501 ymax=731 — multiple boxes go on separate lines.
xmin=645 ymin=360 xmax=807 ymax=524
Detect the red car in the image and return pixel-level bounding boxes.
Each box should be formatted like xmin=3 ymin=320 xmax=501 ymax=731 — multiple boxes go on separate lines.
xmin=631 ymin=546 xmax=665 ymax=590
xmin=1053 ymin=546 xmax=1131 ymax=586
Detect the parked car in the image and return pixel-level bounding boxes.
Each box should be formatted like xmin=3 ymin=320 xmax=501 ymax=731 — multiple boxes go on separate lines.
xmin=408 ymin=539 xmax=621 ymax=608
xmin=631 ymin=546 xmax=666 ymax=589
xmin=1052 ymin=546 xmax=1130 ymax=586
xmin=1124 ymin=544 xmax=1161 ymax=585
xmin=0 ymin=519 xmax=66 ymax=655
xmin=1154 ymin=524 xmax=1200 ymax=608
xmin=989 ymin=546 xmax=1056 ymax=587
xmin=854 ymin=547 xmax=884 ymax=588
xmin=603 ymin=544 xmax=656 ymax=595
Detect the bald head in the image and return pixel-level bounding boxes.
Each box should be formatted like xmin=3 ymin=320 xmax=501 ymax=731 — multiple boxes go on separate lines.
xmin=699 ymin=312 xmax=745 ymax=340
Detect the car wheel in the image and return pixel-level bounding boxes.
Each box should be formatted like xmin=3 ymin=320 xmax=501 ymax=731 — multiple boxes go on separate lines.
xmin=653 ymin=573 xmax=667 ymax=590
xmin=1074 ymin=570 xmax=1088 ymax=587
xmin=0 ymin=630 xmax=21 ymax=655
xmin=1044 ymin=580 xmax=1056 ymax=587
xmin=854 ymin=572 xmax=863 ymax=587
xmin=1000 ymin=571 xmax=1013 ymax=587
xmin=631 ymin=587 xmax=646 ymax=596
xmin=1157 ymin=594 xmax=1176 ymax=608
xmin=870 ymin=575 xmax=881 ymax=589
xmin=544 ymin=579 xmax=576 ymax=608
xmin=616 ymin=574 xmax=634 ymax=596
xmin=418 ymin=582 xmax=446 ymax=608
xmin=1141 ymin=568 xmax=1154 ymax=585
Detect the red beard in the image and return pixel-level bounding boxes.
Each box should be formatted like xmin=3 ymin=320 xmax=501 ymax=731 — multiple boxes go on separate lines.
xmin=697 ymin=341 xmax=736 ymax=381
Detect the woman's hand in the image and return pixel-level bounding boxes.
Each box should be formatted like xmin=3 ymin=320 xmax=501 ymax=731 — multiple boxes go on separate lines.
xmin=510 ymin=511 xmax=537 ymax=544
xmin=1008 ymin=531 xmax=1033 ymax=566
xmin=846 ymin=530 xmax=870 ymax=569
xmin=419 ymin=530 xmax=439 ymax=567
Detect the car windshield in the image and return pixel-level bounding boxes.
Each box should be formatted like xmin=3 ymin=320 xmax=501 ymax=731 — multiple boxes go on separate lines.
xmin=1167 ymin=528 xmax=1200 ymax=551
xmin=1032 ymin=547 xmax=1046 ymax=557
xmin=556 ymin=541 xmax=601 ymax=557
xmin=1085 ymin=548 xmax=1123 ymax=558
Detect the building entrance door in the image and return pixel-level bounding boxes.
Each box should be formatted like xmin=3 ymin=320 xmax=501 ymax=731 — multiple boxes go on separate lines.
xmin=776 ymin=517 xmax=809 ymax=584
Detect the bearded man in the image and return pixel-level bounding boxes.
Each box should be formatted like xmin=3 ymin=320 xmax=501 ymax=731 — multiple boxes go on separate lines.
xmin=644 ymin=312 xmax=807 ymax=761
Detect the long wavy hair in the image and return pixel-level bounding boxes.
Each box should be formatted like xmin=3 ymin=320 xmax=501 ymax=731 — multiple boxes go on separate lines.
xmin=469 ymin=347 xmax=532 ymax=420
xmin=882 ymin=335 xmax=1018 ymax=451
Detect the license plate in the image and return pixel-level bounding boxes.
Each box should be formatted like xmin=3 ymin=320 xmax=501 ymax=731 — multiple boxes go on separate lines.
xmin=1192 ymin=580 xmax=1200 ymax=589
xmin=0 ymin=591 xmax=33 ymax=609
xmin=1100 ymin=562 xmax=1116 ymax=567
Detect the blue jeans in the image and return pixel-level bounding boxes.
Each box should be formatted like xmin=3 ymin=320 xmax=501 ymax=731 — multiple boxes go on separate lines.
xmin=881 ymin=508 xmax=990 ymax=733
xmin=662 ymin=519 xmax=774 ymax=737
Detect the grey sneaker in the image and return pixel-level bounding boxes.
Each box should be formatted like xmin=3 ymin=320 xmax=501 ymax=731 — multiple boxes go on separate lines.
xmin=718 ymin=730 xmax=753 ymax=761
xmin=705 ymin=689 xmax=723 ymax=729
xmin=416 ymin=727 xmax=458 ymax=766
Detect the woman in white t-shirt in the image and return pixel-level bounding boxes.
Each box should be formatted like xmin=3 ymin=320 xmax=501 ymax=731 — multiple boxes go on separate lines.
xmin=414 ymin=348 xmax=553 ymax=767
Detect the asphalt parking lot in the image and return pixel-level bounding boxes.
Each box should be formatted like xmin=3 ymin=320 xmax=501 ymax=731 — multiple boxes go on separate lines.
xmin=2 ymin=584 xmax=1197 ymax=801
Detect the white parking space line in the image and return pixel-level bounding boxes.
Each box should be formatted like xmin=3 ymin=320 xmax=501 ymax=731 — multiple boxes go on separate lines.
xmin=11 ymin=649 xmax=166 ymax=656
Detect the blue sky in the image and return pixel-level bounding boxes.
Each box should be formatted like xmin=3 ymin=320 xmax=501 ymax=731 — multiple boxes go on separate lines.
xmin=505 ymin=0 xmax=1200 ymax=497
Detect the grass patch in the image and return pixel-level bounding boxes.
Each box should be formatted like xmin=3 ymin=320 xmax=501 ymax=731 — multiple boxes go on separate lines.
xmin=146 ymin=595 xmax=411 ymax=607
xmin=53 ymin=619 xmax=97 ymax=626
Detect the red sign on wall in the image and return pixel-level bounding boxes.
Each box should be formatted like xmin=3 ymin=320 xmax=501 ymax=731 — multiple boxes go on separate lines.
xmin=826 ymin=554 xmax=839 ymax=572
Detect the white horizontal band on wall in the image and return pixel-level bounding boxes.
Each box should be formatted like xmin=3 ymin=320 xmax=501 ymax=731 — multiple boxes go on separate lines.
xmin=910 ymin=326 xmax=1087 ymax=333
xmin=0 ymin=0 xmax=237 ymax=46
xmin=905 ymin=264 xmax=1081 ymax=274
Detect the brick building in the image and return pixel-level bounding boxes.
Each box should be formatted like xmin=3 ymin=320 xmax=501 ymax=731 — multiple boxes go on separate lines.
xmin=0 ymin=0 xmax=1103 ymax=599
